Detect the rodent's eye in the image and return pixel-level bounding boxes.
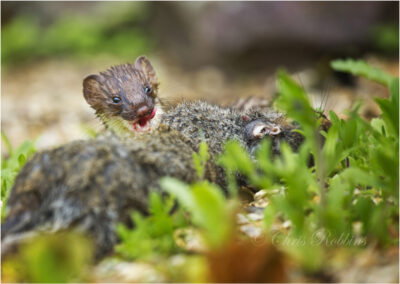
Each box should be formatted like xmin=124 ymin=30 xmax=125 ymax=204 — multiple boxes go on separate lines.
xmin=112 ymin=96 xmax=121 ymax=104
xmin=271 ymin=126 xmax=281 ymax=136
xmin=144 ymin=86 xmax=152 ymax=95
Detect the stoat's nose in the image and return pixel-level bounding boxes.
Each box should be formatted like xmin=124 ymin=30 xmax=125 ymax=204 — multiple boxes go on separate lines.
xmin=136 ymin=105 xmax=152 ymax=117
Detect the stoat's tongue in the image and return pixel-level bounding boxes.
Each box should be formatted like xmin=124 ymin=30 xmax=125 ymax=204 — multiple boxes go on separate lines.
xmin=138 ymin=108 xmax=156 ymax=127
xmin=132 ymin=108 xmax=157 ymax=132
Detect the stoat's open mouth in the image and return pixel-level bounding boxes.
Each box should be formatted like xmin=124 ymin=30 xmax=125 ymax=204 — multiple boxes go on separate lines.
xmin=132 ymin=108 xmax=157 ymax=132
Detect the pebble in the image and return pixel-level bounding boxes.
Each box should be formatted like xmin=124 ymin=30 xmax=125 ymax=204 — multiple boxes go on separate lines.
xmin=236 ymin=213 xmax=249 ymax=224
xmin=247 ymin=212 xmax=264 ymax=222
xmin=92 ymin=259 xmax=165 ymax=283
xmin=240 ymin=224 xmax=263 ymax=238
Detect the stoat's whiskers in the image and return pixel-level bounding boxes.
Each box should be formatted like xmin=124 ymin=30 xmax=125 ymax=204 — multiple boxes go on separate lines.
xmin=99 ymin=106 xmax=164 ymax=138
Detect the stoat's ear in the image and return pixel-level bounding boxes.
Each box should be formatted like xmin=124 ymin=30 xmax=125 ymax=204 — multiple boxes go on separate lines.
xmin=83 ymin=74 xmax=105 ymax=107
xmin=134 ymin=56 xmax=159 ymax=88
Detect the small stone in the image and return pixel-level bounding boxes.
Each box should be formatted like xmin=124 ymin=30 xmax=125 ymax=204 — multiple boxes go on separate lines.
xmin=282 ymin=220 xmax=292 ymax=229
xmin=174 ymin=228 xmax=206 ymax=253
xmin=240 ymin=224 xmax=263 ymax=238
xmin=246 ymin=206 xmax=265 ymax=214
xmin=237 ymin=213 xmax=249 ymax=224
xmin=251 ymin=199 xmax=269 ymax=208
xmin=93 ymin=259 xmax=165 ymax=282
xmin=247 ymin=212 xmax=264 ymax=222
xmin=254 ymin=189 xmax=268 ymax=200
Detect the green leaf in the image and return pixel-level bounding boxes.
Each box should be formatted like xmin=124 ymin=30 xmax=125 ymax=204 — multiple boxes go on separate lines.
xmin=370 ymin=118 xmax=386 ymax=134
xmin=115 ymin=191 xmax=185 ymax=260
xmin=218 ymin=140 xmax=254 ymax=176
xmin=371 ymin=24 xmax=399 ymax=54
xmin=323 ymin=175 xmax=351 ymax=236
xmin=218 ymin=140 xmax=254 ymax=196
xmin=263 ymin=204 xmax=276 ymax=230
xmin=192 ymin=141 xmax=210 ymax=179
xmin=341 ymin=119 xmax=357 ymax=149
xmin=1 ymin=136 xmax=36 ymax=220
xmin=353 ymin=196 xmax=375 ymax=234
xmin=18 ymin=154 xmax=26 ymax=167
xmin=388 ymin=77 xmax=399 ymax=136
xmin=162 ymin=177 xmax=232 ymax=248
xmin=276 ymin=70 xmax=316 ymax=130
xmin=331 ymin=59 xmax=394 ymax=86
xmin=322 ymin=123 xmax=342 ymax=175
xmin=339 ymin=167 xmax=378 ymax=188
xmin=328 ymin=110 xmax=340 ymax=126
xmin=4 ymin=232 xmax=93 ymax=282
xmin=1 ymin=131 xmax=13 ymax=155
xmin=375 ymin=97 xmax=398 ymax=138
xmin=160 ymin=177 xmax=195 ymax=211
xmin=191 ymin=182 xmax=231 ymax=247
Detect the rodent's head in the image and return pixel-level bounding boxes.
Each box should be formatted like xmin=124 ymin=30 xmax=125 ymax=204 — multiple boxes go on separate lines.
xmin=242 ymin=108 xmax=331 ymax=160
xmin=83 ymin=56 xmax=162 ymax=134
xmin=241 ymin=113 xmax=304 ymax=156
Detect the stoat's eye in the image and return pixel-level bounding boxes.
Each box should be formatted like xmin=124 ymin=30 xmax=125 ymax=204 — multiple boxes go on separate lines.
xmin=144 ymin=86 xmax=152 ymax=94
xmin=112 ymin=96 xmax=121 ymax=104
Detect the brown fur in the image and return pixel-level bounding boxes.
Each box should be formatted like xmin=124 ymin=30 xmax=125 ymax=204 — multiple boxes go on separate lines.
xmin=83 ymin=56 xmax=161 ymax=124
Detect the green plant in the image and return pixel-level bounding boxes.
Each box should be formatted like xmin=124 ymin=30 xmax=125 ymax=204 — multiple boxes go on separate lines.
xmin=115 ymin=192 xmax=188 ymax=260
xmin=331 ymin=58 xmax=394 ymax=86
xmin=162 ymin=140 xmax=236 ymax=248
xmin=114 ymin=58 xmax=398 ymax=274
xmin=370 ymin=24 xmax=399 ymax=55
xmin=218 ymin=59 xmax=398 ymax=270
xmin=116 ymin=141 xmax=237 ymax=261
xmin=192 ymin=141 xmax=210 ymax=180
xmin=2 ymin=232 xmax=93 ymax=282
xmin=1 ymin=132 xmax=36 ymax=220
xmin=161 ymin=179 xmax=236 ymax=249
xmin=2 ymin=3 xmax=153 ymax=67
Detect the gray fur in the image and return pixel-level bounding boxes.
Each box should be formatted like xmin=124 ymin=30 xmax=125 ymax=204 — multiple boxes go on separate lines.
xmin=161 ymin=100 xmax=303 ymax=156
xmin=2 ymin=128 xmax=221 ymax=259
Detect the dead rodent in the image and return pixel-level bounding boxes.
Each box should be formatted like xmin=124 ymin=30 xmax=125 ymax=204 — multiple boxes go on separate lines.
xmin=1 ymin=127 xmax=223 ymax=260
xmin=161 ymin=100 xmax=304 ymax=157
xmin=83 ymin=56 xmax=167 ymax=136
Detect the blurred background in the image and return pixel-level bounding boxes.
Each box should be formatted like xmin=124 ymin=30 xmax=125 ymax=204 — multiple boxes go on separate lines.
xmin=1 ymin=1 xmax=399 ymax=152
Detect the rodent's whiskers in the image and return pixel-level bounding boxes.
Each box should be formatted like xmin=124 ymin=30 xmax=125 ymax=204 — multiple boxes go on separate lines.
xmin=296 ymin=73 xmax=315 ymax=107
xmin=319 ymin=82 xmax=331 ymax=114
xmin=296 ymin=73 xmax=305 ymax=90
xmin=295 ymin=72 xmax=332 ymax=116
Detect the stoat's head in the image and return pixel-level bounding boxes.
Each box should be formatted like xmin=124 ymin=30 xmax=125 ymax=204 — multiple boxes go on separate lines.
xmin=83 ymin=56 xmax=163 ymax=135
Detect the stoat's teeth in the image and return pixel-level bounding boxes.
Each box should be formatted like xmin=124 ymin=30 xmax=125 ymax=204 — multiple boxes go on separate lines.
xmin=134 ymin=120 xmax=152 ymax=132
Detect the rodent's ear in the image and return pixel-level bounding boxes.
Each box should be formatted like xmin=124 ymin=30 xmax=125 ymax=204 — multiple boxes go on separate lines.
xmin=246 ymin=120 xmax=282 ymax=140
xmin=241 ymin=115 xmax=251 ymax=122
xmin=134 ymin=56 xmax=159 ymax=88
xmin=83 ymin=74 xmax=105 ymax=105
xmin=252 ymin=124 xmax=271 ymax=138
